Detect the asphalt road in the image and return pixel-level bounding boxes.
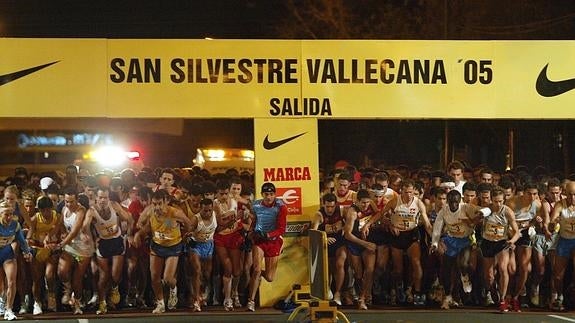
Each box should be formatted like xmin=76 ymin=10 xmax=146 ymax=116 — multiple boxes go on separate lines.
xmin=11 ymin=307 xmax=575 ymax=323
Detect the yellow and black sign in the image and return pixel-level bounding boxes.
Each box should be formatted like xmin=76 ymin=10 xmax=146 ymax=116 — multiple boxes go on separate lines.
xmin=2 ymin=38 xmax=575 ymax=118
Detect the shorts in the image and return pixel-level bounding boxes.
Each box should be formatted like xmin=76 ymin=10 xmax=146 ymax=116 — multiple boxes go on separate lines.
xmin=532 ymin=234 xmax=551 ymax=255
xmin=367 ymin=227 xmax=392 ymax=246
xmin=254 ymin=236 xmax=283 ymax=258
xmin=390 ymin=229 xmax=421 ymax=251
xmin=151 ymin=241 xmax=183 ymax=258
xmin=442 ymin=235 xmax=471 ymax=258
xmin=214 ymin=231 xmax=244 ymax=250
xmin=480 ymin=239 xmax=507 ymax=258
xmin=556 ymin=237 xmax=575 ymax=258
xmin=97 ymin=236 xmax=126 ymax=258
xmin=327 ymin=235 xmax=346 ymax=258
xmin=548 ymin=232 xmax=559 ymax=251
xmin=0 ymin=245 xmax=15 ymax=264
xmin=189 ymin=240 xmax=214 ymax=260
xmin=32 ymin=247 xmax=54 ymax=263
xmin=515 ymin=229 xmax=532 ymax=247
xmin=346 ymin=241 xmax=364 ymax=257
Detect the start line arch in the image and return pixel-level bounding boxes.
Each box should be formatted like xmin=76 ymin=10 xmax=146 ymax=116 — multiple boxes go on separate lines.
xmin=1 ymin=38 xmax=574 ymax=305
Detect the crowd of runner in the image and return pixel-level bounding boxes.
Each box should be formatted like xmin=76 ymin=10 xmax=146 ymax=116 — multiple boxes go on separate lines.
xmin=0 ymin=160 xmax=573 ymax=320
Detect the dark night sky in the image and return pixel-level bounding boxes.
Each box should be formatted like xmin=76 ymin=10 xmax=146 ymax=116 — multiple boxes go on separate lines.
xmin=0 ymin=0 xmax=285 ymax=39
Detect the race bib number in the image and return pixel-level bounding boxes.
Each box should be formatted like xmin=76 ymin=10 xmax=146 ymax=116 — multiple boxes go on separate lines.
xmin=397 ymin=218 xmax=417 ymax=231
xmin=154 ymin=231 xmax=168 ymax=241
xmin=195 ymin=232 xmax=210 ymax=242
xmin=358 ymin=216 xmax=371 ymax=230
xmin=564 ymin=218 xmax=575 ymax=234
xmin=483 ymin=222 xmax=506 ymax=241
xmin=325 ymin=222 xmax=342 ymax=235
xmin=101 ymin=224 xmax=118 ymax=239
xmin=0 ymin=236 xmax=12 ymax=248
xmin=446 ymin=222 xmax=466 ymax=238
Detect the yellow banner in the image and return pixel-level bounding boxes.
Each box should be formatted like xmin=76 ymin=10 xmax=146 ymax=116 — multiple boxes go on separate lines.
xmin=2 ymin=38 xmax=575 ymax=118
xmin=0 ymin=38 xmax=107 ymax=117
xmin=254 ymin=118 xmax=319 ymax=306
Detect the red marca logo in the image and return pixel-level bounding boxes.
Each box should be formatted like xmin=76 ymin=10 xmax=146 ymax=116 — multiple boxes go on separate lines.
xmin=276 ymin=187 xmax=302 ymax=216
xmin=263 ymin=167 xmax=311 ymax=181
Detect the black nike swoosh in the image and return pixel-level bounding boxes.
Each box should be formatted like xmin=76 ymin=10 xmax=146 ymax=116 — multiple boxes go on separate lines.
xmin=536 ymin=63 xmax=575 ymax=97
xmin=0 ymin=61 xmax=59 ymax=86
xmin=263 ymin=132 xmax=307 ymax=150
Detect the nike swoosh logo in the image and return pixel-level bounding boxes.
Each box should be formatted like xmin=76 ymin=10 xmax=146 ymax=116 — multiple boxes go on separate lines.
xmin=310 ymin=247 xmax=318 ymax=284
xmin=536 ymin=63 xmax=575 ymax=97
xmin=0 ymin=61 xmax=59 ymax=86
xmin=263 ymin=132 xmax=306 ymax=150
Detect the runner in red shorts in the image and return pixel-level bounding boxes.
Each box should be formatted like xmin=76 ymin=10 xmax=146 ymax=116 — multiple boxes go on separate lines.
xmin=246 ymin=182 xmax=287 ymax=312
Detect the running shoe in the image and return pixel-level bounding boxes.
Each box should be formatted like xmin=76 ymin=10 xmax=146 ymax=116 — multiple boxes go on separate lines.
xmin=47 ymin=292 xmax=57 ymax=312
xmin=110 ymin=285 xmax=121 ymax=305
xmin=461 ymin=274 xmax=472 ymax=293
xmin=87 ymin=293 xmax=98 ymax=306
xmin=441 ymin=295 xmax=452 ymax=310
xmin=96 ymin=301 xmax=107 ymax=315
xmin=61 ymin=291 xmax=71 ymax=306
xmin=530 ymin=293 xmax=539 ymax=307
xmin=406 ymin=287 xmax=414 ymax=304
xmin=32 ymin=301 xmax=43 ymax=315
xmin=333 ymin=292 xmax=342 ymax=306
xmin=358 ymin=298 xmax=368 ymax=310
xmin=3 ymin=309 xmax=16 ymax=321
xmin=192 ymin=300 xmax=201 ymax=312
xmin=168 ymin=286 xmax=178 ymax=310
xmin=551 ymin=298 xmax=565 ymax=311
xmin=234 ymin=294 xmax=242 ymax=307
xmin=485 ymin=291 xmax=495 ymax=306
xmin=224 ymin=298 xmax=234 ymax=311
xmin=247 ymin=300 xmax=255 ymax=312
xmin=152 ymin=300 xmax=165 ymax=314
xmin=499 ymin=300 xmax=509 ymax=313
xmin=511 ymin=298 xmax=521 ymax=312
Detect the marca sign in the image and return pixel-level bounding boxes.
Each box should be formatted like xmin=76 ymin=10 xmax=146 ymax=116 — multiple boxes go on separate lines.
xmin=276 ymin=187 xmax=302 ymax=215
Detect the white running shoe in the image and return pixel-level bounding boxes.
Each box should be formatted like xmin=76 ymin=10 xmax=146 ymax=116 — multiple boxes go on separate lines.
xmin=33 ymin=301 xmax=43 ymax=315
xmin=332 ymin=292 xmax=342 ymax=306
xmin=152 ymin=300 xmax=165 ymax=314
xmin=3 ymin=309 xmax=16 ymax=321
xmin=247 ymin=300 xmax=255 ymax=312
xmin=192 ymin=300 xmax=201 ymax=312
xmin=224 ymin=298 xmax=234 ymax=311
xmin=358 ymin=298 xmax=368 ymax=310
xmin=168 ymin=286 xmax=178 ymax=310
xmin=461 ymin=274 xmax=472 ymax=293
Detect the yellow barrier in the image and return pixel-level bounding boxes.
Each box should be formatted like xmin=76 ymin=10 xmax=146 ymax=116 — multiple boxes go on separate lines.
xmin=287 ymin=230 xmax=349 ymax=323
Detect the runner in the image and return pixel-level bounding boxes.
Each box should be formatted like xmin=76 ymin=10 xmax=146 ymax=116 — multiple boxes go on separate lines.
xmin=26 ymin=196 xmax=60 ymax=315
xmin=134 ymin=189 xmax=192 ymax=314
xmin=57 ymin=187 xmax=95 ymax=315
xmin=0 ymin=201 xmax=33 ymax=321
xmin=212 ymin=179 xmax=242 ymax=311
xmin=374 ymin=179 xmax=432 ymax=306
xmin=344 ymin=189 xmax=377 ymax=310
xmin=187 ymin=198 xmax=217 ymax=312
xmin=246 ymin=182 xmax=287 ymax=312
xmin=479 ymin=186 xmax=520 ymax=313
xmin=311 ymin=193 xmax=347 ymax=305
xmin=550 ymin=181 xmax=575 ymax=312
xmin=506 ymin=182 xmax=547 ymax=311
xmin=431 ymin=190 xmax=488 ymax=309
xmin=85 ymin=186 xmax=134 ymax=315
